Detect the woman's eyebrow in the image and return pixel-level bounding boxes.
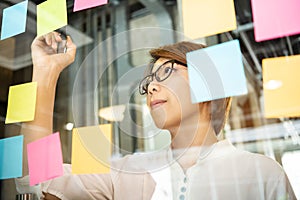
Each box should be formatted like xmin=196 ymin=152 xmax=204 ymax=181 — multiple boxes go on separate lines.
xmin=174 ymin=63 xmax=187 ymax=69
xmin=150 ymin=64 xmax=161 ymax=73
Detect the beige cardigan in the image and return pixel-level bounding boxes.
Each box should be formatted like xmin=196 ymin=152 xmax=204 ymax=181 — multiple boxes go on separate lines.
xmin=16 ymin=140 xmax=296 ymax=200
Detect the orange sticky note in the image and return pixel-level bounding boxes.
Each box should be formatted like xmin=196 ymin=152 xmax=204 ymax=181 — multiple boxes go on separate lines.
xmin=263 ymin=55 xmax=300 ymax=118
xmin=71 ymin=124 xmax=112 ymax=174
xmin=181 ymin=0 xmax=237 ymax=39
xmin=5 ymin=82 xmax=37 ymax=124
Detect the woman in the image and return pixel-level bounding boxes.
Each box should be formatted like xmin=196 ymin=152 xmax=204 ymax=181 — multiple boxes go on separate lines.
xmin=16 ymin=33 xmax=296 ymax=200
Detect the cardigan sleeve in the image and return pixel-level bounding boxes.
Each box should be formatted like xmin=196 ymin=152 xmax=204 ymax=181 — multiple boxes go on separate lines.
xmin=15 ymin=164 xmax=114 ymax=200
xmin=266 ymin=170 xmax=296 ymax=200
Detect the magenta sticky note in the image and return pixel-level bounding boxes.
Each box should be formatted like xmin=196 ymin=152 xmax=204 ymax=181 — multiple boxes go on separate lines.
xmin=251 ymin=0 xmax=300 ymax=42
xmin=73 ymin=0 xmax=108 ymax=12
xmin=27 ymin=132 xmax=63 ymax=186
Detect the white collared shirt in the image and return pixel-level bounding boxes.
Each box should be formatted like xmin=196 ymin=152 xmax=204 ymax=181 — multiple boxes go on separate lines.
xmin=150 ymin=139 xmax=296 ymax=200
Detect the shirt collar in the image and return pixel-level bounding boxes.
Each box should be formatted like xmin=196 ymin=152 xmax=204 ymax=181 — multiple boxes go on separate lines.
xmin=167 ymin=139 xmax=236 ymax=163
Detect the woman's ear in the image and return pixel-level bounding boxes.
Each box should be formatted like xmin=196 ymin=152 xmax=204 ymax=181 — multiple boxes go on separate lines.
xmin=210 ymin=98 xmax=230 ymax=135
xmin=198 ymin=101 xmax=212 ymax=121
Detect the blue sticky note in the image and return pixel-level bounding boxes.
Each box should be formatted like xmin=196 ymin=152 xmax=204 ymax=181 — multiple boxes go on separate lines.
xmin=1 ymin=1 xmax=28 ymax=40
xmin=187 ymin=40 xmax=248 ymax=103
xmin=0 ymin=135 xmax=23 ymax=179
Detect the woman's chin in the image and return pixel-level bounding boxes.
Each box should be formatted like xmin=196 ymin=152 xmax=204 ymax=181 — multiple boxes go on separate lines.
xmin=151 ymin=110 xmax=167 ymax=129
xmin=152 ymin=117 xmax=166 ymax=129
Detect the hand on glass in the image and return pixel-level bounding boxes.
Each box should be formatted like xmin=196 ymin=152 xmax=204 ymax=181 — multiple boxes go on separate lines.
xmin=31 ymin=32 xmax=77 ymax=75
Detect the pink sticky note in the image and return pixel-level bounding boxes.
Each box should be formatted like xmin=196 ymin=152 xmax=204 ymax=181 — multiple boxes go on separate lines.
xmin=27 ymin=132 xmax=63 ymax=186
xmin=251 ymin=0 xmax=300 ymax=42
xmin=73 ymin=0 xmax=108 ymax=12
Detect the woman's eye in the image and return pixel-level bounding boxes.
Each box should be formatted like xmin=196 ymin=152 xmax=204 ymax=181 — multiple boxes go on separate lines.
xmin=164 ymin=67 xmax=172 ymax=74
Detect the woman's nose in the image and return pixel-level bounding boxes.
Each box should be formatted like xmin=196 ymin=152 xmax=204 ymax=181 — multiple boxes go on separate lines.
xmin=148 ymin=82 xmax=160 ymax=95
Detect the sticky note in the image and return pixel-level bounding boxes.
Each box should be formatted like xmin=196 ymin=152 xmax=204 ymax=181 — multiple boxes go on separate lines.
xmin=73 ymin=0 xmax=108 ymax=12
xmin=27 ymin=132 xmax=63 ymax=186
xmin=72 ymin=124 xmax=112 ymax=174
xmin=181 ymin=0 xmax=237 ymax=39
xmin=1 ymin=1 xmax=28 ymax=40
xmin=187 ymin=40 xmax=248 ymax=103
xmin=5 ymin=82 xmax=37 ymax=124
xmin=251 ymin=0 xmax=300 ymax=42
xmin=263 ymin=55 xmax=300 ymax=118
xmin=37 ymin=0 xmax=67 ymax=36
xmin=0 ymin=135 xmax=23 ymax=179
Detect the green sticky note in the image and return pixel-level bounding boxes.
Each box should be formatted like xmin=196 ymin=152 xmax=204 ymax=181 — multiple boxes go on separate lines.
xmin=5 ymin=82 xmax=37 ymax=124
xmin=37 ymin=0 xmax=67 ymax=36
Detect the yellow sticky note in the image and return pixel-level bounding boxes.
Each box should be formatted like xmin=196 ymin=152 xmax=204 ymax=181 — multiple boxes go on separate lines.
xmin=181 ymin=0 xmax=237 ymax=39
xmin=263 ymin=55 xmax=300 ymax=118
xmin=5 ymin=82 xmax=37 ymax=124
xmin=37 ymin=0 xmax=67 ymax=36
xmin=72 ymin=124 xmax=112 ymax=174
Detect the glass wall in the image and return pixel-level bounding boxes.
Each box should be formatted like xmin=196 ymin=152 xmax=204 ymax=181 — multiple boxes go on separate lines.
xmin=0 ymin=0 xmax=299 ymax=199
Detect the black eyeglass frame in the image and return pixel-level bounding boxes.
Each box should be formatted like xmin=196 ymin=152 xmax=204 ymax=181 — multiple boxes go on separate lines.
xmin=139 ymin=59 xmax=187 ymax=95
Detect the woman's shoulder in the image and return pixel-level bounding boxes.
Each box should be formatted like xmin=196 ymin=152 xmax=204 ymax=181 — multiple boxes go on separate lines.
xmin=231 ymin=146 xmax=285 ymax=174
xmin=111 ymin=150 xmax=170 ymax=173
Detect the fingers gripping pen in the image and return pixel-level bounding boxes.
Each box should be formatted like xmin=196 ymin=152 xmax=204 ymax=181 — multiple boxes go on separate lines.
xmin=57 ymin=31 xmax=67 ymax=54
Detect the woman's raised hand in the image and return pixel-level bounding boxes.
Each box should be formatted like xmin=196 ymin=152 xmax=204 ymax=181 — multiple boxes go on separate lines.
xmin=31 ymin=32 xmax=77 ymax=78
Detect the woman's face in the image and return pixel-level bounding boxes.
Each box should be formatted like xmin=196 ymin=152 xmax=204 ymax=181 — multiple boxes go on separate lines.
xmin=146 ymin=57 xmax=200 ymax=130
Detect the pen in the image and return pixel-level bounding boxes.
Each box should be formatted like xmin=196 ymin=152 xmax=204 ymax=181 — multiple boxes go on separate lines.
xmin=56 ymin=29 xmax=67 ymax=54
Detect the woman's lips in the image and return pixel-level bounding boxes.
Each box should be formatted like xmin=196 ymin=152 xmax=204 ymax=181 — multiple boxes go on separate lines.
xmin=150 ymin=99 xmax=167 ymax=109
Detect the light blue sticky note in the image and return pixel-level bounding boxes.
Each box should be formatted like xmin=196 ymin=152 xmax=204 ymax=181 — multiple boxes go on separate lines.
xmin=1 ymin=1 xmax=28 ymax=40
xmin=0 ymin=135 xmax=23 ymax=179
xmin=187 ymin=40 xmax=248 ymax=103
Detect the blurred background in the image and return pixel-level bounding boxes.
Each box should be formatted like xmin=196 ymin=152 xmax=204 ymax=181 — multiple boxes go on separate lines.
xmin=0 ymin=0 xmax=299 ymax=199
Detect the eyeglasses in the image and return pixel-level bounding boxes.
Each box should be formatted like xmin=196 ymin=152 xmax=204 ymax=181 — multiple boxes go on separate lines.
xmin=139 ymin=59 xmax=187 ymax=95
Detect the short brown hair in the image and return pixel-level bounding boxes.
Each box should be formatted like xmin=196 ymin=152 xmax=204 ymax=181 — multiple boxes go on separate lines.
xmin=148 ymin=41 xmax=231 ymax=135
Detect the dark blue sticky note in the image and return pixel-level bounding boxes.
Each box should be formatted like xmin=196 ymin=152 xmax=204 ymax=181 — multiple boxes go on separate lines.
xmin=1 ymin=1 xmax=28 ymax=40
xmin=0 ymin=135 xmax=23 ymax=179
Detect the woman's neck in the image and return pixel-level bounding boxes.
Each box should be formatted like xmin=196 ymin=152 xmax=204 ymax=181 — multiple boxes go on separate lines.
xmin=169 ymin=120 xmax=218 ymax=171
xmin=169 ymin=117 xmax=218 ymax=149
